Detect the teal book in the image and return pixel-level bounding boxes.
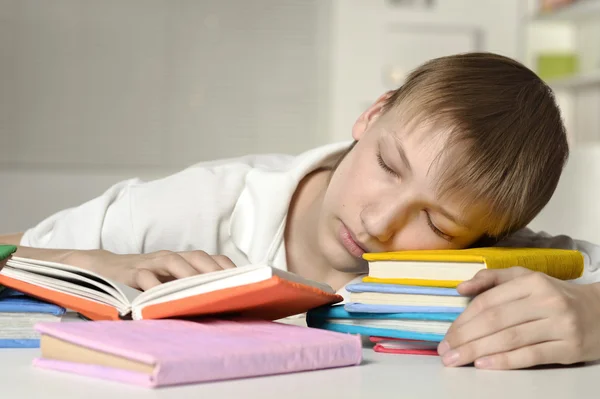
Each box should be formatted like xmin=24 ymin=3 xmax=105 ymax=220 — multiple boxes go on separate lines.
xmin=307 ymin=305 xmax=458 ymax=342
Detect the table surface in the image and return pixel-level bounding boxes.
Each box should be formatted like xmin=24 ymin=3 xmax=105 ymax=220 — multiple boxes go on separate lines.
xmin=1 ymin=347 xmax=598 ymax=399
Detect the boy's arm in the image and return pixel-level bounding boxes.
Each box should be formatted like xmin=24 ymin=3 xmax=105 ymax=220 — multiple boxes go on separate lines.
xmin=0 ymin=242 xmax=236 ymax=290
xmin=20 ymin=178 xmax=141 ymax=254
xmin=0 ymin=232 xmax=88 ymax=267
xmin=2 ymin=162 xmax=250 ymax=288
xmin=0 ymin=178 xmax=142 ymax=274
xmin=0 ymin=233 xmax=23 ymax=246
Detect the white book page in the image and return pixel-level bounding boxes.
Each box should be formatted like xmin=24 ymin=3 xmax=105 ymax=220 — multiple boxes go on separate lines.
xmin=130 ymin=264 xmax=336 ymax=319
xmin=0 ymin=313 xmax=62 ymax=339
xmin=132 ymin=264 xmax=335 ymax=308
xmin=131 ymin=266 xmax=275 ymax=319
xmin=377 ymin=340 xmax=439 ymax=350
xmin=132 ymin=264 xmax=266 ymax=307
xmin=6 ymin=260 xmax=124 ymax=301
xmin=0 ymin=268 xmax=131 ymax=315
xmin=329 ymin=318 xmax=452 ymax=334
xmin=6 ymin=257 xmax=140 ymax=305
xmin=348 ymin=292 xmax=470 ymax=306
xmin=112 ymin=281 xmax=143 ymax=304
xmin=369 ymin=261 xmax=484 ymax=280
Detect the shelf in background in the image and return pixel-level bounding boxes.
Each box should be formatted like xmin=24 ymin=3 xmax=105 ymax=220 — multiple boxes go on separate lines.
xmin=532 ymin=0 xmax=600 ymax=22
xmin=546 ymin=69 xmax=600 ymax=90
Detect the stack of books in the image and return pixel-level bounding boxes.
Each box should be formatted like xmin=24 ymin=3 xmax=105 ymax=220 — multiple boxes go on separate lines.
xmin=0 ymin=245 xmax=69 ymax=348
xmin=308 ymin=247 xmax=585 ymax=355
xmin=0 ymin=287 xmax=68 ymax=348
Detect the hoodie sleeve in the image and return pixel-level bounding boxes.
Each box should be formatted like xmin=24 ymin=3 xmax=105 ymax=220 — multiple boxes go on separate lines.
xmin=20 ymin=178 xmax=141 ymax=253
xmin=19 ymin=159 xmax=254 ymax=256
xmin=495 ymin=228 xmax=600 ymax=284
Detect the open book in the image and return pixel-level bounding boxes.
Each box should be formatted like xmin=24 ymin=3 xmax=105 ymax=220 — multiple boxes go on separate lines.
xmin=0 ymin=256 xmax=342 ymax=321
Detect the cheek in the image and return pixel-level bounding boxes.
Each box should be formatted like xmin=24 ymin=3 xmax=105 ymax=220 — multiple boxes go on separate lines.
xmin=328 ymin=154 xmax=371 ymax=204
xmin=391 ymin=222 xmax=455 ymax=251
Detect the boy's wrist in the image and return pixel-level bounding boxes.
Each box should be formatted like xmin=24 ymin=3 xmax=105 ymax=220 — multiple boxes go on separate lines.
xmin=64 ymin=249 xmax=113 ymax=274
xmin=589 ymin=282 xmax=600 ymax=299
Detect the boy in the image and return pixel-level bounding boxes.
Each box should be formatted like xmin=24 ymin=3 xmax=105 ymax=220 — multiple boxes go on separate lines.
xmin=1 ymin=53 xmax=599 ymax=369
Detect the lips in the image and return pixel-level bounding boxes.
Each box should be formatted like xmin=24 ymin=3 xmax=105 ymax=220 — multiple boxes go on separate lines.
xmin=339 ymin=223 xmax=367 ymax=258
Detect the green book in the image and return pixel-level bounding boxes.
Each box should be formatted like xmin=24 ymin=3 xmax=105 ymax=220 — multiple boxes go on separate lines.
xmin=0 ymin=245 xmax=16 ymax=260
xmin=0 ymin=245 xmax=17 ymax=292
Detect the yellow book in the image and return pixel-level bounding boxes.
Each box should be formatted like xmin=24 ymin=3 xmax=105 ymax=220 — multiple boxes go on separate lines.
xmin=362 ymin=247 xmax=584 ymax=288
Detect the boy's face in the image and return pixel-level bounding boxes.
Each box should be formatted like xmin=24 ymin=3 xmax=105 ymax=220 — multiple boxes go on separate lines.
xmin=318 ymin=93 xmax=490 ymax=273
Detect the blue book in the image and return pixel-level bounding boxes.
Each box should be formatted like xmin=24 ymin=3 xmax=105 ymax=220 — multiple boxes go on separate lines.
xmin=307 ymin=305 xmax=459 ymax=342
xmin=308 ymin=304 xmax=460 ymax=322
xmin=0 ymin=339 xmax=42 ymax=348
xmin=344 ymin=302 xmax=466 ymax=313
xmin=0 ymin=289 xmax=67 ymax=314
xmin=345 ymin=281 xmax=470 ymax=313
xmin=346 ymin=282 xmax=460 ymax=296
xmin=0 ymin=289 xmax=67 ymax=348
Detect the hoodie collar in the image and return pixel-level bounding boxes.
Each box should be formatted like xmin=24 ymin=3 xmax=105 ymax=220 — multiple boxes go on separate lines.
xmin=229 ymin=141 xmax=352 ymax=266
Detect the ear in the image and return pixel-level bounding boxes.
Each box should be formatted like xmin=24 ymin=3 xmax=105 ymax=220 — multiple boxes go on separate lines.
xmin=352 ymin=91 xmax=395 ymax=141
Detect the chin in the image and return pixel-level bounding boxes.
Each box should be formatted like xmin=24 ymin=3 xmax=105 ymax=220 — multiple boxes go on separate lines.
xmin=326 ymin=251 xmax=368 ymax=274
xmin=334 ymin=260 xmax=369 ymax=274
xmin=319 ymin=215 xmax=369 ymax=273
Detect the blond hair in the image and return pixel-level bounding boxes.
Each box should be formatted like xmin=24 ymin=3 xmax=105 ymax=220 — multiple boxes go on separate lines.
xmin=335 ymin=53 xmax=569 ymax=239
xmin=382 ymin=52 xmax=569 ymax=238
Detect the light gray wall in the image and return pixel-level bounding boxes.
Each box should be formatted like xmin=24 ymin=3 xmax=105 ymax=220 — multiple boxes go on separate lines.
xmin=0 ymin=0 xmax=332 ymax=232
xmin=1 ymin=0 xmax=597 ymax=245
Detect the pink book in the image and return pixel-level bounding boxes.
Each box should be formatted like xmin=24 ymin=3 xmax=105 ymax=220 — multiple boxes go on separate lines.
xmin=33 ymin=318 xmax=363 ymax=388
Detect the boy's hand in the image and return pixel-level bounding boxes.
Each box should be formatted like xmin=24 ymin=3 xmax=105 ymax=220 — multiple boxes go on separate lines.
xmin=79 ymin=249 xmax=237 ymax=291
xmin=438 ymin=267 xmax=600 ymax=369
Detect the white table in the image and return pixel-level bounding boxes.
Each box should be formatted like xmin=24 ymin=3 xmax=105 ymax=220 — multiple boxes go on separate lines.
xmin=1 ymin=347 xmax=598 ymax=399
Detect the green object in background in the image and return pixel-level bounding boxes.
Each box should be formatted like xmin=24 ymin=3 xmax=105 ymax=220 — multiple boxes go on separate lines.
xmin=537 ymin=53 xmax=579 ymax=81
xmin=0 ymin=245 xmax=16 ymax=293
xmin=0 ymin=244 xmax=16 ymax=260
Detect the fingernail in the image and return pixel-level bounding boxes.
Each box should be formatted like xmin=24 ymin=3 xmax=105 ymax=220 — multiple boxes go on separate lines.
xmin=437 ymin=340 xmax=451 ymax=356
xmin=442 ymin=350 xmax=460 ymax=367
xmin=475 ymin=357 xmax=492 ymax=369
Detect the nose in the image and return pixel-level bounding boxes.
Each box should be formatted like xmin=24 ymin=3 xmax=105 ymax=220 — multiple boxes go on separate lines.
xmin=360 ymin=193 xmax=413 ymax=243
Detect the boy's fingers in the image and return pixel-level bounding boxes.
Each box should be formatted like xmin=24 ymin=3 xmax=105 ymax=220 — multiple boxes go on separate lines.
xmin=135 ymin=268 xmax=163 ymax=291
xmin=441 ymin=297 xmax=546 ymax=355
xmin=178 ymin=251 xmax=224 ymax=273
xmin=132 ymin=251 xmax=236 ymax=291
xmin=211 ymin=255 xmax=237 ymax=269
xmin=441 ymin=318 xmax=556 ymax=367
xmin=457 ymin=267 xmax=532 ymax=296
xmin=473 ymin=341 xmax=568 ymax=370
xmin=155 ymin=252 xmax=202 ymax=279
xmin=450 ymin=273 xmax=533 ymax=329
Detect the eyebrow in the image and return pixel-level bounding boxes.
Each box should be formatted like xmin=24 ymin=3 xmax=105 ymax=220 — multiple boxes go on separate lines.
xmin=392 ymin=135 xmax=413 ymax=173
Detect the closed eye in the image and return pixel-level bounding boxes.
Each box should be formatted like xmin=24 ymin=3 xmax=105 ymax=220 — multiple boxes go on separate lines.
xmin=376 ymin=151 xmax=398 ymax=177
xmin=425 ymin=211 xmax=453 ymax=241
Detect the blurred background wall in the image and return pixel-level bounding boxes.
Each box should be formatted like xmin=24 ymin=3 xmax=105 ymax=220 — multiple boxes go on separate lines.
xmin=1 ymin=0 xmax=599 ymax=244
